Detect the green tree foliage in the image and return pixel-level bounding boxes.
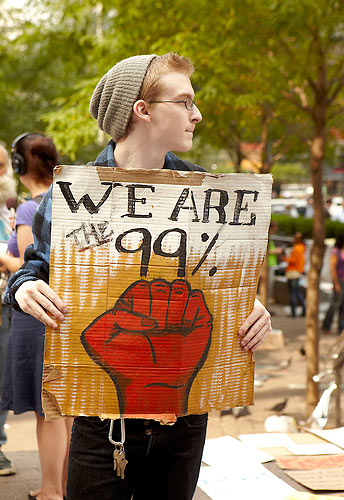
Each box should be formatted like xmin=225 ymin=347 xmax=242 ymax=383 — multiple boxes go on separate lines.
xmin=271 ymin=163 xmax=310 ymax=184
xmin=2 ymin=0 xmax=343 ymax=170
xmin=272 ymin=214 xmax=344 ymax=239
xmin=0 ymin=0 xmax=107 ymax=158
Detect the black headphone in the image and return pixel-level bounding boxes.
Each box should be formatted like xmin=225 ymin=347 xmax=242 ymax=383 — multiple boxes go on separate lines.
xmin=11 ymin=132 xmax=44 ymax=176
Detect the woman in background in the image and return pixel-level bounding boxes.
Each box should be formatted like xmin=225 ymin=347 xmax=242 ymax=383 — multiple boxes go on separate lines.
xmin=0 ymin=133 xmax=72 ymax=500
xmin=322 ymin=233 xmax=344 ymax=335
xmin=284 ymin=232 xmax=306 ymax=318
xmin=0 ymin=142 xmax=17 ymax=476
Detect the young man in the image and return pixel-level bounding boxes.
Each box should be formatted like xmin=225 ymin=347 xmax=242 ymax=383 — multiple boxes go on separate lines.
xmin=6 ymin=53 xmax=271 ymax=500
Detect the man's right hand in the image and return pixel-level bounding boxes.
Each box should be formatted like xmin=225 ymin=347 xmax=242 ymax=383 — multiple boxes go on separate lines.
xmin=15 ymin=280 xmax=68 ymax=329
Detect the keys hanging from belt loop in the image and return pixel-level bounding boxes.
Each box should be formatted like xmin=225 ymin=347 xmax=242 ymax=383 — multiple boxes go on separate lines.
xmin=109 ymin=418 xmax=128 ymax=479
xmin=108 ymin=417 xmax=126 ymax=446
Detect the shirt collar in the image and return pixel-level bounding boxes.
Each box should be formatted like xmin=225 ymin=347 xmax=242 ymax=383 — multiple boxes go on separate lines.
xmin=94 ymin=140 xmax=179 ymax=170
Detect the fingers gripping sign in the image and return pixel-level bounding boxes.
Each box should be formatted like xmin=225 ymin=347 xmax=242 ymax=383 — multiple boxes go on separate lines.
xmin=81 ymin=279 xmax=213 ymax=415
xmin=15 ymin=280 xmax=69 ymax=329
xmin=238 ymin=298 xmax=272 ymax=352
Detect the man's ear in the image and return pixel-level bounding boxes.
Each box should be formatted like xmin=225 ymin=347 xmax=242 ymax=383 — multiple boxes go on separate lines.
xmin=132 ymin=100 xmax=151 ymax=123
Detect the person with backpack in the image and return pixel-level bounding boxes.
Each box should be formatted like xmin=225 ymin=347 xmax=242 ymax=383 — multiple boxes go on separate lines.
xmin=0 ymin=133 xmax=72 ymax=500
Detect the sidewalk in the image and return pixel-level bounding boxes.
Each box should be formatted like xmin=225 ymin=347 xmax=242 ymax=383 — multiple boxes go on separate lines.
xmin=1 ymin=412 xmax=40 ymax=500
xmin=1 ymin=304 xmax=342 ymax=499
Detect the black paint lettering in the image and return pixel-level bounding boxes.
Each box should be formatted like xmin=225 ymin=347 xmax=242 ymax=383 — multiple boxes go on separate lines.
xmin=169 ymin=188 xmax=200 ymax=222
xmin=115 ymin=228 xmax=152 ymax=277
xmin=81 ymin=222 xmax=93 ymax=244
xmin=153 ymin=229 xmax=187 ymax=277
xmin=57 ymin=181 xmax=122 ymax=214
xmin=66 ymin=221 xmax=114 ymax=250
xmin=191 ymin=233 xmax=219 ymax=275
xmin=202 ymin=189 xmax=229 ymax=224
xmin=66 ymin=224 xmax=86 ymax=246
xmin=229 ymin=190 xmax=259 ymax=226
xmin=122 ymin=184 xmax=155 ymax=218
xmin=87 ymin=222 xmax=113 ymax=245
xmin=95 ymin=221 xmax=113 ymax=243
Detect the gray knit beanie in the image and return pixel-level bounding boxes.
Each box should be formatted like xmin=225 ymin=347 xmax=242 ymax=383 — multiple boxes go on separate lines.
xmin=89 ymin=54 xmax=157 ymax=142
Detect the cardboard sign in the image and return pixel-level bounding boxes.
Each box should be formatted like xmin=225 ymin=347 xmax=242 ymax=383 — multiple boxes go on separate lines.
xmin=285 ymin=467 xmax=344 ymax=491
xmin=43 ymin=166 xmax=271 ymax=420
xmin=277 ymin=455 xmax=344 ymax=470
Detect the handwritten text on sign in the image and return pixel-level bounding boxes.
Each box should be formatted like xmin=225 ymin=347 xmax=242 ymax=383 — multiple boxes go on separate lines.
xmin=56 ymin=174 xmax=261 ymax=278
xmin=44 ymin=166 xmax=272 ymax=420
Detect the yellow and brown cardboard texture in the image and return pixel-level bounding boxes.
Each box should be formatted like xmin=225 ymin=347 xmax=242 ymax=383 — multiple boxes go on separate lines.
xmin=43 ymin=166 xmax=272 ymax=422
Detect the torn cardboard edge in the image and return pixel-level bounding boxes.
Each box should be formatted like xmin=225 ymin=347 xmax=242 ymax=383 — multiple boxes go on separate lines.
xmin=54 ymin=164 xmax=271 ymax=187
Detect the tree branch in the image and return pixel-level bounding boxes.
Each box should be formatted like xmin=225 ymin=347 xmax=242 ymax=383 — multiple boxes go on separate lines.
xmin=307 ymin=77 xmax=318 ymax=93
xmin=327 ymin=106 xmax=344 ymax=120
xmin=270 ymin=151 xmax=284 ymax=165
xmin=271 ymin=138 xmax=283 ymax=150
xmin=273 ymin=114 xmax=312 ymax=146
xmin=327 ymin=81 xmax=344 ymax=106
xmin=328 ymin=73 xmax=344 ymax=86
xmin=281 ymin=89 xmax=312 ymax=115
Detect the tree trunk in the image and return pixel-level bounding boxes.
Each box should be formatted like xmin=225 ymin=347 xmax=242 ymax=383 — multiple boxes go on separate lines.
xmin=306 ymin=128 xmax=326 ymax=416
xmin=234 ymin=142 xmax=243 ymax=173
xmin=260 ymin=110 xmax=271 ymax=174
xmin=259 ymin=110 xmax=271 ymax=305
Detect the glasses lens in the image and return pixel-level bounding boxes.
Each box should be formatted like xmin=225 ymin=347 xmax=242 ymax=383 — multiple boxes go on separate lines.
xmin=185 ymin=98 xmax=195 ymax=110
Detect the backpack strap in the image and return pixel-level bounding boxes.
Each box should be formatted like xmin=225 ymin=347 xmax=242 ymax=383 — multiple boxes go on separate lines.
xmin=32 ymin=194 xmax=44 ymax=204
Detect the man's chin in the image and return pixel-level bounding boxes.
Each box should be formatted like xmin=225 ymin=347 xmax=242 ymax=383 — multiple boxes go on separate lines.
xmin=174 ymin=143 xmax=193 ymax=153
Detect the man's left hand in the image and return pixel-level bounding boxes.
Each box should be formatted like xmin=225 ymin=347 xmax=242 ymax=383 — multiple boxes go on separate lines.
xmin=238 ymin=299 xmax=271 ymax=352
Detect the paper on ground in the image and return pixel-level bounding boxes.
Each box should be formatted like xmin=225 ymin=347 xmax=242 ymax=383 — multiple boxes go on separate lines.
xmin=239 ymin=433 xmax=344 ymax=455
xmin=202 ymin=436 xmax=274 ymax=468
xmin=305 ymin=427 xmax=344 ymax=450
xmin=197 ymin=463 xmax=295 ymax=500
xmin=284 ymin=493 xmax=344 ymax=500
xmin=238 ymin=432 xmax=294 ymax=449
xmin=286 ymin=442 xmax=343 ymax=456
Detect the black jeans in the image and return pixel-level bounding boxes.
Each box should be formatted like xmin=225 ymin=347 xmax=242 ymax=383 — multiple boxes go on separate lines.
xmin=0 ymin=304 xmax=11 ymax=446
xmin=323 ymin=280 xmax=344 ymax=333
xmin=287 ymin=278 xmax=306 ymax=317
xmin=67 ymin=414 xmax=208 ymax=500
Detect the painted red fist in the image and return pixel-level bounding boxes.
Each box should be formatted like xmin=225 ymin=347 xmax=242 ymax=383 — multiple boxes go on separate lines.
xmin=81 ymin=279 xmax=212 ymax=415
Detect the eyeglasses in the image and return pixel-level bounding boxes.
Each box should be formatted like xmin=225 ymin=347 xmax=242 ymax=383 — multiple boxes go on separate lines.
xmin=149 ymin=97 xmax=197 ymax=111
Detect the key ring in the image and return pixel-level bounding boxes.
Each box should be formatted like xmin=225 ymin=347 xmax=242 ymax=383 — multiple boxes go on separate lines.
xmin=108 ymin=417 xmax=126 ymax=446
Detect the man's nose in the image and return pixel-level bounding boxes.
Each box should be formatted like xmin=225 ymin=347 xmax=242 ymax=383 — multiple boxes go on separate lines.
xmin=191 ymin=105 xmax=202 ymax=123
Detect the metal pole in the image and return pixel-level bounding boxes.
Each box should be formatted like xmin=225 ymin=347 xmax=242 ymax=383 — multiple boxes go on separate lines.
xmin=335 ymin=367 xmax=341 ymax=427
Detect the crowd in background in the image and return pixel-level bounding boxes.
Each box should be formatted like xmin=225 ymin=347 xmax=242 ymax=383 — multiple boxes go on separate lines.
xmin=269 ymin=193 xmax=344 ymax=328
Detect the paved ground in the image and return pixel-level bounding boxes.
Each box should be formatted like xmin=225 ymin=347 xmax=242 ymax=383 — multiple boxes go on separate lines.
xmin=1 ymin=303 xmax=343 ymax=499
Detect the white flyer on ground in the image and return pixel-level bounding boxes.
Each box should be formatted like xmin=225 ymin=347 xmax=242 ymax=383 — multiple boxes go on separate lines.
xmin=239 ymin=432 xmax=344 ymax=455
xmin=306 ymin=427 xmax=344 ymax=450
xmin=202 ymin=436 xmax=274 ymax=468
xmin=238 ymin=432 xmax=293 ymax=449
xmin=198 ymin=463 xmax=295 ymax=500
